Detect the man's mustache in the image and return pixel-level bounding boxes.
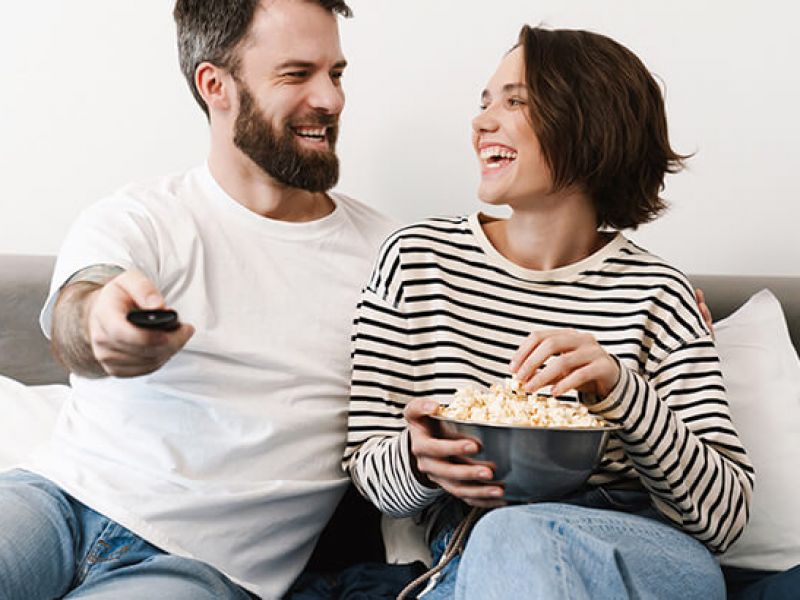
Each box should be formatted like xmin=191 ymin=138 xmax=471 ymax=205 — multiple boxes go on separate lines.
xmin=288 ymin=114 xmax=339 ymax=128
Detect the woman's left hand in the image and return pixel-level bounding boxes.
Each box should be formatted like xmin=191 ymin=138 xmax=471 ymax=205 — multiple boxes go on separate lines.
xmin=510 ymin=329 xmax=620 ymax=399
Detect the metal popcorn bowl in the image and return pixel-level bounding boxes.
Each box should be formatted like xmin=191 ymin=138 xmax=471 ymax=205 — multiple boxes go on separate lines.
xmin=431 ymin=414 xmax=621 ymax=503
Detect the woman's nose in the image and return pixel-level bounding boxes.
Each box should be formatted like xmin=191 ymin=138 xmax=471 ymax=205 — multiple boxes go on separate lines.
xmin=472 ymin=106 xmax=498 ymax=135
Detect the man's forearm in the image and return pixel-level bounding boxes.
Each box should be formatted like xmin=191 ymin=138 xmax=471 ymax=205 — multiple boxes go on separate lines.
xmin=51 ymin=282 xmax=106 ymax=378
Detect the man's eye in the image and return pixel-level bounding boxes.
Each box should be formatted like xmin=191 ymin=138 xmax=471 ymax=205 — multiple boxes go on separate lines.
xmin=284 ymin=71 xmax=309 ymax=79
xmin=479 ymin=103 xmax=488 ymax=111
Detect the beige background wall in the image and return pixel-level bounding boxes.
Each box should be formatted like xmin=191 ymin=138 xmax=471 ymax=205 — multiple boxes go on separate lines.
xmin=1 ymin=1 xmax=798 ymax=275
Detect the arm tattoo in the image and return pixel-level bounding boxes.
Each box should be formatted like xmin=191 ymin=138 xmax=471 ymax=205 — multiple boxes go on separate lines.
xmin=50 ymin=264 xmax=125 ymax=378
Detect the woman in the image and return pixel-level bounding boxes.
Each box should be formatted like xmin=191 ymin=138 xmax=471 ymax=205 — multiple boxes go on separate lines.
xmin=344 ymin=25 xmax=753 ymax=599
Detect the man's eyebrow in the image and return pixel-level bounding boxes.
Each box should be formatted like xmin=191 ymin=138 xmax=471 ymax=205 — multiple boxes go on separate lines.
xmin=275 ymin=60 xmax=348 ymax=70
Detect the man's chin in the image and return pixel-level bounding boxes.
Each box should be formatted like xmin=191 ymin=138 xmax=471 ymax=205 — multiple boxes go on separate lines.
xmin=294 ymin=145 xmax=337 ymax=161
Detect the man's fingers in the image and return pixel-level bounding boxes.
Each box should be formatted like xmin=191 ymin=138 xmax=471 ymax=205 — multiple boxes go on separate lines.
xmin=695 ymin=287 xmax=714 ymax=336
xmin=109 ymin=270 xmax=165 ymax=310
xmin=170 ymin=323 xmax=195 ymax=349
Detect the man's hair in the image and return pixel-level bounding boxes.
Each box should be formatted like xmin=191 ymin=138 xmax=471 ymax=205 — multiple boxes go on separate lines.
xmin=516 ymin=25 xmax=688 ymax=229
xmin=173 ymin=0 xmax=353 ymax=118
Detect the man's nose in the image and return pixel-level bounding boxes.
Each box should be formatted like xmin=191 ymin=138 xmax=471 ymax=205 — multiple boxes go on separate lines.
xmin=308 ymin=75 xmax=345 ymax=115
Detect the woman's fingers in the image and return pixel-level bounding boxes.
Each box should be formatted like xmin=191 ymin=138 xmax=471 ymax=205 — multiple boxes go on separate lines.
xmin=510 ymin=329 xmax=620 ymax=398
xmin=429 ymin=474 xmax=506 ymax=504
xmin=404 ymin=398 xmax=506 ymax=501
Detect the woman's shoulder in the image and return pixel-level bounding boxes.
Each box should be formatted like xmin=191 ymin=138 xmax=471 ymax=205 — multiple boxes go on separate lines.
xmin=610 ymin=236 xmax=694 ymax=289
xmin=609 ymin=236 xmax=704 ymax=330
xmin=388 ymin=215 xmax=472 ymax=240
xmin=376 ymin=215 xmax=474 ymax=254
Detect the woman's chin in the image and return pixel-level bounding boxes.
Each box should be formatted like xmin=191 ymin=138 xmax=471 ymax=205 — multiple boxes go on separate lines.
xmin=477 ymin=185 xmax=509 ymax=206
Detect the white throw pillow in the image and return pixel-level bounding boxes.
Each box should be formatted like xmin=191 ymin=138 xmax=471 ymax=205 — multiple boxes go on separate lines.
xmin=0 ymin=375 xmax=68 ymax=472
xmin=715 ymin=290 xmax=800 ymax=571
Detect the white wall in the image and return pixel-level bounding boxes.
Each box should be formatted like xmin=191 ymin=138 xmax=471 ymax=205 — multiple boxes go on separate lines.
xmin=2 ymin=1 xmax=798 ymax=275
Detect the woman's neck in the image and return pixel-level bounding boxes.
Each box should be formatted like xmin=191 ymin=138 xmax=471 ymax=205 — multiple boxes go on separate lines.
xmin=482 ymin=189 xmax=609 ymax=271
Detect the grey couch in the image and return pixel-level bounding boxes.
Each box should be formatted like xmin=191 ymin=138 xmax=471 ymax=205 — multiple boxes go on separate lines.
xmin=4 ymin=254 xmax=797 ymax=385
xmin=1 ymin=253 xmax=799 ymax=588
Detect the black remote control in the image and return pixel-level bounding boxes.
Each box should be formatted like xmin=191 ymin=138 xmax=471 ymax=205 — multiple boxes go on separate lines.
xmin=127 ymin=309 xmax=180 ymax=331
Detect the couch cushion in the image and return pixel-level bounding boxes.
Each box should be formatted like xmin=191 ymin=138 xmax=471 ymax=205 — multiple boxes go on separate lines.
xmin=715 ymin=290 xmax=800 ymax=571
xmin=0 ymin=255 xmax=68 ymax=385
xmin=690 ymin=274 xmax=800 ymax=348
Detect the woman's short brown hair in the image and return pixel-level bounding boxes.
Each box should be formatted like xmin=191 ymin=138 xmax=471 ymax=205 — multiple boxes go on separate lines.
xmin=516 ymin=25 xmax=688 ymax=229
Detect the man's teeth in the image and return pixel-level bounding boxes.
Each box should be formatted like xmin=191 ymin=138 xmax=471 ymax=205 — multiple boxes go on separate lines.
xmin=294 ymin=127 xmax=327 ymax=139
xmin=479 ymin=146 xmax=518 ymax=164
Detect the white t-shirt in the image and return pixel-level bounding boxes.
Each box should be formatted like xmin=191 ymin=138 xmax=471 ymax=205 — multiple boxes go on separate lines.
xmin=30 ymin=165 xmax=397 ymax=599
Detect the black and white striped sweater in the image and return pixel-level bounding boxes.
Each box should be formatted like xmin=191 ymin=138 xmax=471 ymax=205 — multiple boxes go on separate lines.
xmin=343 ymin=213 xmax=754 ymax=553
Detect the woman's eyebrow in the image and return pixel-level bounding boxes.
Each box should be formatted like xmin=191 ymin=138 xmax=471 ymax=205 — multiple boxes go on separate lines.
xmin=481 ymin=83 xmax=527 ymax=102
xmin=502 ymin=83 xmax=526 ymax=94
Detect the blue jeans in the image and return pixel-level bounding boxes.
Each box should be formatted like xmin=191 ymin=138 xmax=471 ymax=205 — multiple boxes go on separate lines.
xmin=419 ymin=488 xmax=725 ymax=600
xmin=0 ymin=469 xmax=254 ymax=600
xmin=724 ymin=564 xmax=800 ymax=600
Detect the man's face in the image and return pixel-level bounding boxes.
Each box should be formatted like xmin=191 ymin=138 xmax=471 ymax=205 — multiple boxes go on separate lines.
xmin=231 ymin=0 xmax=346 ymax=192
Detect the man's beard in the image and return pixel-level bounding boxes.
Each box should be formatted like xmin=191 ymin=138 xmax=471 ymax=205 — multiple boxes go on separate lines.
xmin=232 ymin=83 xmax=340 ymax=192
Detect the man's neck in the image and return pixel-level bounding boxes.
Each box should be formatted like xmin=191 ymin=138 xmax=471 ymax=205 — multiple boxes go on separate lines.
xmin=207 ymin=145 xmax=335 ymax=223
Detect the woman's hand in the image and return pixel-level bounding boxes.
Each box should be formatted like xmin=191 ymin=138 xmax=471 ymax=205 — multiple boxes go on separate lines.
xmin=404 ymin=398 xmax=506 ymax=508
xmin=510 ymin=329 xmax=620 ymax=399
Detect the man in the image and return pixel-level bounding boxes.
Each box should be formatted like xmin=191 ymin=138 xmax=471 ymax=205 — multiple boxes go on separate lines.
xmin=0 ymin=1 xmax=397 ymax=598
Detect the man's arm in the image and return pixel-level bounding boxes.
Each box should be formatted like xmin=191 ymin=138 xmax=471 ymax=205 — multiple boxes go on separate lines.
xmin=695 ymin=288 xmax=714 ymax=336
xmin=51 ymin=280 xmax=106 ymax=377
xmin=50 ymin=268 xmax=194 ymax=378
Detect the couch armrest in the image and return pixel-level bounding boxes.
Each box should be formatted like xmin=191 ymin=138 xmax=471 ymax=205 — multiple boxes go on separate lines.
xmin=0 ymin=254 xmax=68 ymax=385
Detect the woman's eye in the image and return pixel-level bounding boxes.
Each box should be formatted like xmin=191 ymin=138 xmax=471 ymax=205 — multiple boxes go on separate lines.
xmin=507 ymin=97 xmax=526 ymax=107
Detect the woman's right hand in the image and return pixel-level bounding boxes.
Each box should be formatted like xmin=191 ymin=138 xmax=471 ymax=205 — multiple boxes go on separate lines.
xmin=404 ymin=398 xmax=507 ymax=508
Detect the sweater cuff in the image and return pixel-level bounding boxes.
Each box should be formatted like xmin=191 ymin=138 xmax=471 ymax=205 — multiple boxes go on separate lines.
xmin=400 ymin=428 xmax=445 ymax=505
xmin=588 ymin=358 xmax=637 ymax=423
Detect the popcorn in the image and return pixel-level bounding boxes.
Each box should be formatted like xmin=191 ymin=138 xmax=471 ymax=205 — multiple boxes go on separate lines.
xmin=437 ymin=377 xmax=608 ymax=428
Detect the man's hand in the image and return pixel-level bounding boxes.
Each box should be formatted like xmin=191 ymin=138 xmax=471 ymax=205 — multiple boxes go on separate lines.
xmin=510 ymin=328 xmax=620 ymax=399
xmin=695 ymin=288 xmax=715 ymax=338
xmin=53 ymin=270 xmax=194 ymax=378
xmin=404 ymin=398 xmax=506 ymax=508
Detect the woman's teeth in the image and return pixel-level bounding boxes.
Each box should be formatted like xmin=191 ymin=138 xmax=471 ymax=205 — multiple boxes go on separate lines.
xmin=480 ymin=145 xmax=517 ymax=168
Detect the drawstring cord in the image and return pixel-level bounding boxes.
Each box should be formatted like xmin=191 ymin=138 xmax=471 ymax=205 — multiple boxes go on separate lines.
xmin=396 ymin=506 xmax=484 ymax=600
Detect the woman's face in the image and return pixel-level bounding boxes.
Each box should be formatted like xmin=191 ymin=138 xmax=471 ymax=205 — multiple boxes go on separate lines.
xmin=472 ymin=47 xmax=552 ymax=207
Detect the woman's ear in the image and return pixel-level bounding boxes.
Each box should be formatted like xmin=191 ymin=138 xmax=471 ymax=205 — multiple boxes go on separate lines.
xmin=195 ymin=62 xmax=234 ymax=114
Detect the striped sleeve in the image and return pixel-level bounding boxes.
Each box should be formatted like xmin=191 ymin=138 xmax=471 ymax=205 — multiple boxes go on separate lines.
xmin=591 ymin=335 xmax=754 ymax=553
xmin=343 ymin=234 xmax=443 ymax=517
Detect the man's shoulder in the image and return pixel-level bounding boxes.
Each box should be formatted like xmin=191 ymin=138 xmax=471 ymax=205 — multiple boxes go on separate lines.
xmin=113 ymin=167 xmax=199 ymax=206
xmin=330 ymin=192 xmax=400 ymax=239
xmin=86 ymin=167 xmax=201 ymax=220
